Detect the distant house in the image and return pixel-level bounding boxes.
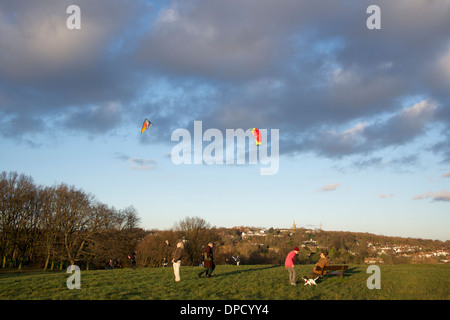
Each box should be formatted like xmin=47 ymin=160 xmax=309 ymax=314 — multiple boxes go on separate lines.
xmin=365 ymin=257 xmax=384 ymax=264
xmin=441 ymin=257 xmax=450 ymax=264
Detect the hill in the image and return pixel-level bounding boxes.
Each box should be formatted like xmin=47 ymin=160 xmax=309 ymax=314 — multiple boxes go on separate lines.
xmin=0 ymin=264 xmax=448 ymax=300
xmin=211 ymin=226 xmax=450 ymax=265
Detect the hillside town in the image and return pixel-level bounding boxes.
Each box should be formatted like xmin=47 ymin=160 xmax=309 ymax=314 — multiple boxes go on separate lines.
xmin=212 ymin=221 xmax=450 ymax=265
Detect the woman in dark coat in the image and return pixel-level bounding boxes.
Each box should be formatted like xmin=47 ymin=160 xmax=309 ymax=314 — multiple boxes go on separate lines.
xmin=198 ymin=242 xmax=215 ymax=278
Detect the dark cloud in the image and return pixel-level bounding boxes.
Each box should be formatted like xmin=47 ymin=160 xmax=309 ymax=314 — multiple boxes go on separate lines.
xmin=1 ymin=0 xmax=449 ymax=166
xmin=63 ymin=102 xmax=124 ymax=134
xmin=0 ymin=0 xmax=149 ymax=138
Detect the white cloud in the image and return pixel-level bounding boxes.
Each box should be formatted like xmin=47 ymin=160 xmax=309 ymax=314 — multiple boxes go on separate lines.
xmin=318 ymin=183 xmax=340 ymax=192
xmin=442 ymin=171 xmax=450 ymax=178
xmin=413 ymin=190 xmax=450 ymax=202
xmin=114 ymin=153 xmax=157 ymax=171
xmin=129 ymin=158 xmax=157 ymax=171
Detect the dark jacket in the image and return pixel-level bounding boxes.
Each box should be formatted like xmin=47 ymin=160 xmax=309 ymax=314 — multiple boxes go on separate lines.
xmin=172 ymin=247 xmax=183 ymax=262
xmin=203 ymin=245 xmax=214 ymax=269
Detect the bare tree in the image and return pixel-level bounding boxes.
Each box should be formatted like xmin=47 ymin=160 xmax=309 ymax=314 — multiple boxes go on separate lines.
xmin=0 ymin=171 xmax=39 ymax=269
xmin=174 ymin=216 xmax=219 ymax=265
xmin=0 ymin=171 xmax=144 ymax=270
xmin=40 ymin=186 xmax=62 ymax=271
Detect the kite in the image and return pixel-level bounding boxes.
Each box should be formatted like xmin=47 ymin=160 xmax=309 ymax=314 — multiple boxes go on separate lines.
xmin=141 ymin=118 xmax=152 ymax=134
xmin=251 ymin=128 xmax=261 ymax=146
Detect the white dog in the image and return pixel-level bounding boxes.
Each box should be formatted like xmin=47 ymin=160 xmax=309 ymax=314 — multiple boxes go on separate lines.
xmin=302 ymin=276 xmax=320 ymax=286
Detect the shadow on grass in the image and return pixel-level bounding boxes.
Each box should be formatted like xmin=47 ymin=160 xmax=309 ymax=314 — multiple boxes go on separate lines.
xmin=343 ymin=267 xmax=361 ymax=277
xmin=296 ymin=266 xmax=361 ymax=284
xmin=0 ymin=268 xmax=66 ymax=279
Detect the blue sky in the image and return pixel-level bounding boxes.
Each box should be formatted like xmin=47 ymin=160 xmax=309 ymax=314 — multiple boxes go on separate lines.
xmin=1 ymin=0 xmax=449 ymax=241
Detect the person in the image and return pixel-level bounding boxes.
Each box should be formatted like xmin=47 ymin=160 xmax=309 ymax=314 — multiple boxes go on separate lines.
xmin=128 ymin=251 xmax=137 ymax=269
xmin=198 ymin=242 xmax=215 ymax=278
xmin=285 ymin=247 xmax=300 ymax=285
xmin=312 ymin=252 xmax=329 ymax=277
xmin=171 ymin=241 xmax=184 ymax=282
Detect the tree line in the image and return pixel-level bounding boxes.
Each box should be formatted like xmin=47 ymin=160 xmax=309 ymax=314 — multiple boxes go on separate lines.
xmin=2 ymin=171 xmax=447 ymax=271
xmin=0 ymin=171 xmax=144 ymax=271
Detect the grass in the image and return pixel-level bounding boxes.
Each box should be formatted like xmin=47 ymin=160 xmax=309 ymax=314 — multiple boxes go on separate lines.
xmin=0 ymin=264 xmax=449 ymax=300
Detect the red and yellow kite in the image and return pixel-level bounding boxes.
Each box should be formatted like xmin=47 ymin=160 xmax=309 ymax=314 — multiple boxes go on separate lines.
xmin=251 ymin=128 xmax=261 ymax=146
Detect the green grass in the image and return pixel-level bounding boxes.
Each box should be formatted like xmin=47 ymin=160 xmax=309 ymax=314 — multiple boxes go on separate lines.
xmin=0 ymin=264 xmax=449 ymax=300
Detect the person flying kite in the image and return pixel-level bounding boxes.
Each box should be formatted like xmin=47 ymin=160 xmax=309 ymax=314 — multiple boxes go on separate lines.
xmin=251 ymin=128 xmax=261 ymax=146
xmin=141 ymin=118 xmax=152 ymax=134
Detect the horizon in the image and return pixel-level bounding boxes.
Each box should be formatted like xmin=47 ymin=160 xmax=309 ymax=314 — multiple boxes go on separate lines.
xmin=141 ymin=222 xmax=449 ymax=242
xmin=1 ymin=1 xmax=449 ymax=243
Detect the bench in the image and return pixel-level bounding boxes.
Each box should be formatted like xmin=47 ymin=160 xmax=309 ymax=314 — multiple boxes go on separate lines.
xmin=311 ymin=265 xmax=349 ymax=278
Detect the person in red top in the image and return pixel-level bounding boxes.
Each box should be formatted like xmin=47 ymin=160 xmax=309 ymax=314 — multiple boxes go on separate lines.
xmin=285 ymin=247 xmax=300 ymax=285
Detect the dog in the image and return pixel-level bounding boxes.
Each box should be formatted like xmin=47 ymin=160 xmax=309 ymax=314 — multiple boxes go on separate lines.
xmin=302 ymin=276 xmax=320 ymax=286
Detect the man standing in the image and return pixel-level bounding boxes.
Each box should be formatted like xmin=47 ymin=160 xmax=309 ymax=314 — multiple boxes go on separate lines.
xmin=285 ymin=247 xmax=300 ymax=285
xmin=171 ymin=241 xmax=184 ymax=282
xmin=198 ymin=242 xmax=215 ymax=278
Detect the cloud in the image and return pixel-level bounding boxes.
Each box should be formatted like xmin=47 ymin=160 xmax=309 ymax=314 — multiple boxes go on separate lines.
xmin=114 ymin=153 xmax=157 ymax=171
xmin=63 ymin=102 xmax=124 ymax=134
xmin=442 ymin=171 xmax=450 ymax=178
xmin=318 ymin=183 xmax=340 ymax=192
xmin=379 ymin=194 xmax=394 ymax=199
xmin=0 ymin=0 xmax=148 ymax=139
xmin=284 ymin=99 xmax=438 ymax=160
xmin=1 ymin=0 xmax=450 ymax=168
xmin=412 ymin=190 xmax=450 ymax=202
xmin=364 ymin=99 xmax=438 ymax=147
xmin=129 ymin=158 xmax=157 ymax=171
xmin=429 ymin=138 xmax=450 ymax=164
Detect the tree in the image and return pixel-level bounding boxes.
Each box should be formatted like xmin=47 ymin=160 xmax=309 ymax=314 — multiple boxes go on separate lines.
xmin=136 ymin=230 xmax=177 ymax=267
xmin=0 ymin=171 xmax=143 ymax=270
xmin=0 ymin=171 xmax=40 ymax=269
xmin=174 ymin=216 xmax=219 ymax=265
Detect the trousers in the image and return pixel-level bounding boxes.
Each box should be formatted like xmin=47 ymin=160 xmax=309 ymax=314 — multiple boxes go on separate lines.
xmin=286 ymin=266 xmax=296 ymax=284
xmin=173 ymin=261 xmax=181 ymax=282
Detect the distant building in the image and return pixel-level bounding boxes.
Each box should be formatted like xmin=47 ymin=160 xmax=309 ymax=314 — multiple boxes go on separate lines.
xmin=365 ymin=257 xmax=384 ymax=264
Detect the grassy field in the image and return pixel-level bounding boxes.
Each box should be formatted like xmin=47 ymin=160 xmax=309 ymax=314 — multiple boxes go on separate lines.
xmin=0 ymin=264 xmax=449 ymax=300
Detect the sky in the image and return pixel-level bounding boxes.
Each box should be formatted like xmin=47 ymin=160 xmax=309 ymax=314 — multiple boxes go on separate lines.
xmin=0 ymin=0 xmax=449 ymax=241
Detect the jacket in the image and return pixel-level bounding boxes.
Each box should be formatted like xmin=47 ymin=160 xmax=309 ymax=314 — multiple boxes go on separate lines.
xmin=172 ymin=247 xmax=183 ymax=262
xmin=285 ymin=250 xmax=297 ymax=267
xmin=203 ymin=245 xmax=214 ymax=269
